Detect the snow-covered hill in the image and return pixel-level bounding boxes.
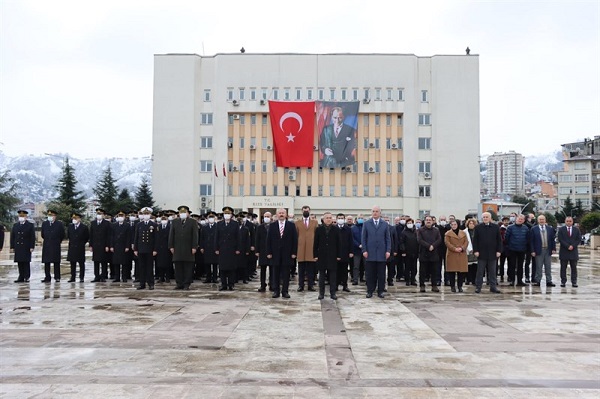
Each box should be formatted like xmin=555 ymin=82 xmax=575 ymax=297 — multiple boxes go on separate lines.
xmin=0 ymin=152 xmax=151 ymax=203
xmin=480 ymin=150 xmax=563 ymax=184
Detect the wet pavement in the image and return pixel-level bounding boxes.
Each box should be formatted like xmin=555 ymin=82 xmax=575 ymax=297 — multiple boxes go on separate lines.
xmin=1 ymin=246 xmax=599 ymax=398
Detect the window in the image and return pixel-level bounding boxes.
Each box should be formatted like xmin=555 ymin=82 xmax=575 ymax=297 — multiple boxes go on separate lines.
xmin=262 ymin=185 xmax=267 ymax=196
xmin=200 ymin=160 xmax=213 ymax=172
xmin=398 ymin=186 xmax=403 ymax=196
xmin=363 ymin=115 xmax=369 ymax=126
xmin=307 ymin=88 xmax=313 ymax=100
xmin=419 ymin=162 xmax=431 ymax=173
xmin=421 ymin=90 xmax=428 ymax=102
xmin=307 ymin=185 xmax=312 ymax=196
xmin=575 ymin=174 xmax=590 ymax=182
xmin=296 ymin=186 xmax=301 ymax=196
xmin=352 ymin=89 xmax=359 ymax=100
xmin=341 ymin=186 xmax=346 ymax=197
xmin=318 ymin=88 xmax=324 ymax=100
xmin=273 ymin=88 xmax=279 ymax=100
xmin=273 ymin=186 xmax=278 ymax=196
xmin=200 ymin=136 xmax=213 ymax=148
xmin=341 ymin=88 xmax=347 ymax=100
xmin=560 ymin=174 xmax=573 ymax=182
xmin=418 ymin=114 xmax=431 ymax=125
xmin=375 ymin=88 xmax=381 ymax=100
xmin=363 ymin=139 xmax=369 ymax=149
xmin=418 ymin=137 xmax=431 ymax=150
xmin=375 ymin=115 xmax=380 ymax=126
xmin=374 ymin=161 xmax=380 ymax=173
xmin=374 ymin=186 xmax=380 ymax=196
xmin=201 ymin=113 xmax=213 ymax=125
xmin=250 ymin=161 xmax=256 ymax=173
xmin=199 ymin=184 xmax=212 ymax=196
xmin=251 ymin=114 xmax=256 ymax=125
xmin=261 ymin=161 xmax=267 ymax=173
xmin=262 ymin=114 xmax=268 ymax=125
xmin=397 ymin=114 xmax=403 ymax=126
xmin=329 ymin=185 xmax=335 ymax=196
xmin=386 ymin=186 xmax=391 ymax=196
xmin=363 ymin=186 xmax=369 ymax=196
xmin=575 ymin=162 xmax=586 ymax=170
xmin=204 ymin=89 xmax=211 ymax=102
xmin=249 ymin=186 xmax=255 ymax=196
xmin=352 ymin=186 xmax=357 ymax=196
xmin=386 ymin=161 xmax=391 ymax=173
xmin=239 ymin=115 xmax=245 ymax=125
xmin=575 ymin=186 xmax=590 ymax=194
xmin=364 ymin=88 xmax=370 ymax=100
xmin=228 ymin=161 xmax=233 ymax=172
xmin=261 ymin=88 xmax=268 ymax=100
xmin=363 ymin=161 xmax=370 ymax=173
xmin=559 ymin=187 xmax=572 ymax=195
xmin=239 ymin=88 xmax=245 ymax=100
xmin=228 ymin=185 xmax=233 ymax=196
xmin=239 ymin=185 xmax=244 ymax=195
xmin=238 ymin=161 xmax=245 ymax=172
xmin=398 ymin=89 xmax=404 ymax=101
xmin=284 ymin=88 xmax=290 ymax=100
xmin=318 ymin=186 xmax=323 ymax=196
xmin=419 ymin=186 xmax=431 ymax=197
xmin=419 ymin=210 xmax=430 ymax=219
xmin=227 ymin=88 xmax=234 ymax=101
xmin=386 ymin=138 xmax=391 ymax=149
xmin=397 ymin=162 xmax=403 ymax=173
xmin=386 ymin=115 xmax=391 ymax=126
xmin=250 ymin=88 xmax=256 ymax=100
xmin=330 ymin=88 xmax=335 ymax=100
xmin=295 ymin=88 xmax=302 ymax=100
xmin=386 ymin=88 xmax=393 ymax=101
xmin=273 ymin=162 xmax=277 ymax=172
xmin=374 ymin=138 xmax=380 ymax=149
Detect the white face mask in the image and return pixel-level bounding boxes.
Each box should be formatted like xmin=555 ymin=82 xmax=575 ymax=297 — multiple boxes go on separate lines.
xmin=223 ymin=214 xmax=232 ymax=220
xmin=208 ymin=217 xmax=215 ymax=224
xmin=179 ymin=213 xmax=188 ymax=219
xmin=439 ymin=221 xmax=447 ymax=226
xmin=18 ymin=216 xmax=26 ymax=222
xmin=510 ymin=216 xmax=516 ymax=222
xmin=47 ymin=216 xmax=55 ymax=222
xmin=400 ymin=219 xmax=406 ymax=225
xmin=406 ymin=223 xmax=414 ymax=229
xmin=116 ymin=216 xmax=124 ymax=223
xmin=129 ymin=216 xmax=137 ymax=221
xmin=263 ymin=217 xmax=271 ymax=224
xmin=161 ymin=220 xmax=168 ymax=227
xmin=200 ymin=220 xmax=207 ymax=226
xmin=142 ymin=214 xmax=151 ymax=221
xmin=288 ymin=217 xmax=294 ymax=222
xmin=72 ymin=219 xmax=78 ymax=225
xmin=337 ymin=219 xmax=345 ymax=226
xmin=96 ymin=214 xmax=103 ymax=220
xmin=168 ymin=216 xmax=174 ymax=221
xmin=242 ymin=217 xmax=247 ymax=223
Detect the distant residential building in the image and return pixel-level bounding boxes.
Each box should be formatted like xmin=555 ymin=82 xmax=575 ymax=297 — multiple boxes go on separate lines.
xmin=481 ymin=200 xmax=523 ymax=217
xmin=485 ymin=151 xmax=525 ymax=196
xmin=557 ymin=137 xmax=600 ymax=210
xmin=528 ymin=181 xmax=558 ymax=212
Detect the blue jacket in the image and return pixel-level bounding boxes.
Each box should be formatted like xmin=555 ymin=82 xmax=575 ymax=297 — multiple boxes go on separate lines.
xmin=361 ymin=219 xmax=391 ymax=262
xmin=351 ymin=223 xmax=363 ymax=255
xmin=530 ymin=224 xmax=556 ymax=254
xmin=504 ymin=223 xmax=529 ymax=252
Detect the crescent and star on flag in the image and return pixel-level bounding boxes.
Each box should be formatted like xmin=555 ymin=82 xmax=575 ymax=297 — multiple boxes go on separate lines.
xmin=279 ymin=112 xmax=303 ymax=142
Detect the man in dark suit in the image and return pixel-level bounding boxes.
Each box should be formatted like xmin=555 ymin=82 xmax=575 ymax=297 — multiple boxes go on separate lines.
xmin=110 ymin=210 xmax=132 ymax=282
xmin=314 ymin=212 xmax=342 ymax=300
xmin=254 ymin=212 xmax=272 ymax=292
xmin=125 ymin=210 xmax=139 ymax=282
xmin=557 ymin=216 xmax=581 ymax=287
xmin=530 ymin=214 xmax=556 ymax=287
xmin=169 ymin=205 xmax=199 ymax=290
xmin=10 ymin=210 xmax=36 ymax=283
xmin=361 ymin=206 xmax=391 ymax=298
xmin=155 ymin=213 xmax=172 ymax=283
xmin=384 ymin=216 xmax=399 ymax=286
xmin=236 ymin=212 xmax=251 ymax=284
xmin=319 ymin=106 xmax=356 ymax=168
xmin=241 ymin=211 xmax=257 ymax=280
xmin=215 ymin=206 xmax=240 ymax=291
xmin=67 ymin=212 xmax=89 ymax=282
xmin=200 ymin=211 xmax=219 ymax=283
xmin=133 ymin=207 xmax=157 ymax=290
xmin=41 ymin=209 xmax=66 ymax=282
xmin=335 ymin=213 xmax=354 ymax=293
xmin=417 ymin=216 xmax=441 ymax=293
xmin=472 ymin=212 xmax=503 ymax=294
xmin=89 ymin=208 xmax=112 ymax=282
xmin=266 ymin=208 xmax=298 ymax=298
xmin=0 ymin=223 xmax=5 ymax=252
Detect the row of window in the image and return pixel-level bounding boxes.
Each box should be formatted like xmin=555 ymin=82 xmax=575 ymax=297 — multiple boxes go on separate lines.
xmin=203 ymin=88 xmax=429 ymax=103
xmin=201 ymin=160 xmax=431 ymax=174
xmin=559 ymin=186 xmax=591 ymax=195
xmin=200 ymin=136 xmax=432 ymax=150
xmin=200 ymin=184 xmax=432 ymax=198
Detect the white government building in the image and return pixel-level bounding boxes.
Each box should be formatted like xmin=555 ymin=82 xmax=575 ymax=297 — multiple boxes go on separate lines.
xmin=152 ymin=52 xmax=480 ymax=219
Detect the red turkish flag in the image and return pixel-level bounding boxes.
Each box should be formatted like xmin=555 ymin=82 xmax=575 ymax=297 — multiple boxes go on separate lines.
xmin=268 ymin=101 xmax=315 ymax=167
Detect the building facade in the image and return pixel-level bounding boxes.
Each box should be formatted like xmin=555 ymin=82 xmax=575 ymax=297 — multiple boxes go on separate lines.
xmin=485 ymin=151 xmax=525 ymax=196
xmin=152 ymin=53 xmax=480 ymax=219
xmin=557 ymin=137 xmax=600 ymax=211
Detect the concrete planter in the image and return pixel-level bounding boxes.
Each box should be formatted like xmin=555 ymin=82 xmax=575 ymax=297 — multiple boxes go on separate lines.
xmin=591 ymin=235 xmax=600 ymax=250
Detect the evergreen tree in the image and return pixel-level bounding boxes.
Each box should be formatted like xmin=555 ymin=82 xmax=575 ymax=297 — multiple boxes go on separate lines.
xmin=574 ymin=199 xmax=586 ymax=219
xmin=55 ymin=157 xmax=85 ymax=211
xmin=0 ymin=171 xmax=20 ymax=225
xmin=135 ymin=176 xmax=156 ymax=210
xmin=94 ymin=165 xmax=119 ymax=214
xmin=511 ymin=195 xmax=534 ymax=215
xmin=116 ymin=188 xmax=136 ymax=212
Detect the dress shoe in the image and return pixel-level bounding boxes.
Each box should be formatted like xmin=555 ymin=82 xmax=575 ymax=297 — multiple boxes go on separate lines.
xmin=41 ymin=279 xmax=51 ymax=283
xmin=203 ymin=279 xmax=211 ymax=284
xmin=516 ymin=281 xmax=526 ymax=286
xmin=68 ymin=279 xmax=75 ymax=283
xmin=174 ymin=286 xmax=184 ymax=290
xmin=318 ymin=294 xmax=324 ymax=300
xmin=475 ymin=288 xmax=481 ymax=293
xmin=184 ymin=286 xmax=191 ymax=290
xmin=136 ymin=286 xmax=146 ymax=290
xmin=377 ymin=293 xmax=385 ymax=299
xmin=352 ymin=281 xmax=358 ymax=286
xmin=491 ymin=289 xmax=502 ymax=294
xmin=80 ymin=279 xmax=84 ymax=283
xmin=272 ymin=293 xmax=280 ymax=298
xmin=546 ymin=282 xmax=556 ymax=287
xmin=149 ymin=286 xmax=154 ymax=290
xmin=342 ymin=287 xmax=351 ymax=292
xmin=258 ymin=287 xmax=266 ymax=292
xmin=383 ymin=288 xmax=388 ymax=292
xmin=24 ymin=279 xmax=29 ymax=282
xmin=243 ymin=280 xmax=248 ymax=284
xmin=572 ymin=284 xmax=578 ymax=288
xmin=282 ymin=293 xmax=290 ymax=298
xmin=113 ymin=279 xmax=120 ymax=283
xmin=525 ymin=279 xmax=531 ymax=284
xmin=411 ymin=281 xmax=418 ymax=286
xmin=458 ymin=287 xmax=464 ymax=293
xmin=91 ymin=278 xmax=100 ymax=282
xmin=55 ymin=279 xmax=60 ymax=282
xmin=560 ymin=283 xmax=566 ymax=287
xmin=307 ymin=287 xmax=316 ymax=292
xmin=165 ymin=279 xmax=170 ymax=283
xmin=218 ymin=286 xmax=227 ymax=291
xmin=419 ymin=286 xmax=425 ymax=293
xmin=297 ymin=287 xmax=304 ymax=292
xmin=14 ymin=279 xmax=24 ymax=283
xmin=330 ymin=294 xmax=337 ymax=300
xmin=366 ymin=292 xmax=373 ymax=298
xmin=431 ymin=286 xmax=440 ymax=292
xmin=451 ymin=286 xmax=456 ymax=293
xmin=533 ymin=282 xmax=541 ymax=287
xmin=100 ymin=278 xmax=106 ymax=282
xmin=388 ymin=281 xmax=394 ymax=286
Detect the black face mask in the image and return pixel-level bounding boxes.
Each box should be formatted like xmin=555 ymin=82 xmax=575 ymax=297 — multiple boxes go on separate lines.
xmin=303 ymin=211 xmax=310 ymax=218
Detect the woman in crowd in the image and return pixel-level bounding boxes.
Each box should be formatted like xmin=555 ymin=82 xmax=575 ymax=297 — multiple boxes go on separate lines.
xmin=444 ymin=219 xmax=468 ymax=292
xmin=399 ymin=218 xmax=419 ymax=286
xmin=464 ymin=218 xmax=478 ymax=285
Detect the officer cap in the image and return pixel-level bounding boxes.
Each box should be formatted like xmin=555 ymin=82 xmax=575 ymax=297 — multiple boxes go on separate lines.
xmin=95 ymin=208 xmax=105 ymax=214
xmin=222 ymin=206 xmax=234 ymax=214
xmin=17 ymin=209 xmax=29 ymax=215
xmin=140 ymin=207 xmax=153 ymax=214
xmin=47 ymin=209 xmax=58 ymax=216
xmin=178 ymin=205 xmax=190 ymax=213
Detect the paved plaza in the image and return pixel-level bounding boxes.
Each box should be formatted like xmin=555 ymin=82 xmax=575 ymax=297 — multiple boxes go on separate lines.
xmin=1 ymin=246 xmax=599 ymax=398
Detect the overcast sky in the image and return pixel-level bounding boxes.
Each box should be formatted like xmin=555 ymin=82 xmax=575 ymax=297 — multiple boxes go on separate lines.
xmin=1 ymin=0 xmax=598 ymax=159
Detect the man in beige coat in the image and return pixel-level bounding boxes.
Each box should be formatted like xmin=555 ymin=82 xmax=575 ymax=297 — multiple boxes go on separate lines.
xmin=295 ymin=205 xmax=318 ymax=291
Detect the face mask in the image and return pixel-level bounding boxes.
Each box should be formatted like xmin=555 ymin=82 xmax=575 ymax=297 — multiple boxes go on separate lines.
xmin=168 ymin=216 xmax=174 ymax=221
xmin=510 ymin=216 xmax=516 ymax=222
xmin=337 ymin=219 xmax=345 ymax=226
xmin=406 ymin=223 xmax=414 ymax=229
xmin=116 ymin=216 xmax=124 ymax=223
xmin=18 ymin=216 xmax=26 ymax=222
xmin=288 ymin=217 xmax=294 ymax=222
xmin=72 ymin=219 xmax=78 ymax=225
xmin=161 ymin=220 xmax=168 ymax=227
xmin=223 ymin=214 xmax=232 ymax=220
xmin=96 ymin=214 xmax=103 ymax=220
xmin=303 ymin=211 xmax=310 ymax=218
xmin=179 ymin=213 xmax=188 ymax=219
xmin=400 ymin=219 xmax=406 ymax=225
xmin=200 ymin=220 xmax=206 ymax=226
xmin=439 ymin=221 xmax=447 ymax=226
xmin=208 ymin=217 xmax=215 ymax=224
xmin=242 ymin=217 xmax=247 ymax=223
xmin=129 ymin=216 xmax=137 ymax=221
xmin=143 ymin=214 xmax=151 ymax=221
xmin=47 ymin=216 xmax=55 ymax=222
xmin=263 ymin=217 xmax=271 ymax=224
xmin=415 ymin=223 xmax=422 ymax=229
xmin=357 ymin=218 xmax=364 ymax=224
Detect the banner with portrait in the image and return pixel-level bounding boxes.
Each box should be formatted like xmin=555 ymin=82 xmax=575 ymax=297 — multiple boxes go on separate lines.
xmin=316 ymin=101 xmax=359 ymax=169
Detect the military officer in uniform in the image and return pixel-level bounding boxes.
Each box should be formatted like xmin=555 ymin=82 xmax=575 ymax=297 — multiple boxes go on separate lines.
xmin=200 ymin=211 xmax=219 ymax=283
xmin=89 ymin=208 xmax=112 ymax=282
xmin=10 ymin=210 xmax=36 ymax=283
xmin=133 ymin=207 xmax=157 ymax=290
xmin=67 ymin=212 xmax=89 ymax=282
xmin=215 ymin=206 xmax=240 ymax=291
xmin=41 ymin=209 xmax=66 ymax=282
xmin=155 ymin=213 xmax=172 ymax=283
xmin=126 ymin=210 xmax=139 ymax=281
xmin=169 ymin=205 xmax=199 ymax=290
xmin=237 ymin=212 xmax=251 ymax=284
xmin=110 ymin=210 xmax=132 ymax=282
xmin=255 ymin=211 xmax=272 ymax=292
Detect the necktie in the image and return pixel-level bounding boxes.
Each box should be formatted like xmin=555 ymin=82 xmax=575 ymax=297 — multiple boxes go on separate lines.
xmin=375 ymin=220 xmax=378 ymax=227
xmin=541 ymin=226 xmax=547 ymax=248
xmin=280 ymin=222 xmax=284 ymax=237
xmin=568 ymin=227 xmax=572 ymax=237
xmin=305 ymin=219 xmax=309 ymax=228
xmin=335 ymin=126 xmax=340 ymax=137
xmin=75 ymin=224 xmax=78 ymax=229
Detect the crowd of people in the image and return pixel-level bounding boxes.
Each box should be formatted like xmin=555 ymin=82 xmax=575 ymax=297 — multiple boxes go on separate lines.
xmin=5 ymin=205 xmax=582 ymax=299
